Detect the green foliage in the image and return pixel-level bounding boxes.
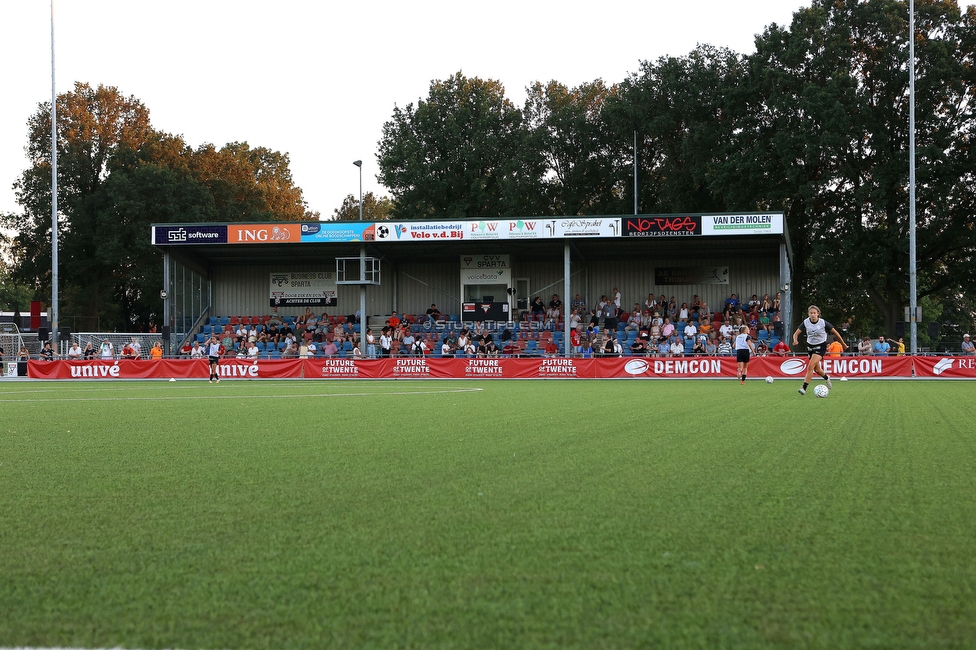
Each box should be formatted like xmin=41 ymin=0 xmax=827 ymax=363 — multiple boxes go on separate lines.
xmin=1 ymin=83 xmax=316 ymax=331
xmin=331 ymin=191 xmax=393 ymax=221
xmin=1 ymin=379 xmax=975 ymax=648
xmin=377 ymin=72 xmax=533 ymax=219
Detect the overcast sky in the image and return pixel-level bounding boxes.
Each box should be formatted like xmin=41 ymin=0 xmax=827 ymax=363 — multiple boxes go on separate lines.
xmin=0 ymin=0 xmax=937 ymax=223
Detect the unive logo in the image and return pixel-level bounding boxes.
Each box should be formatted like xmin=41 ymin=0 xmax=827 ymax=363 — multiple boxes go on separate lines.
xmin=780 ymin=359 xmax=807 ymax=375
xmin=933 ymin=358 xmax=954 ymax=375
xmin=624 ymin=359 xmax=650 ymax=375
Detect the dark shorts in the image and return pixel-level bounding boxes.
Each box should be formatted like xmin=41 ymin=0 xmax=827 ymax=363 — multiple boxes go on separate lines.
xmin=807 ymin=343 xmax=827 ymax=358
xmin=208 ymin=355 xmax=220 ymax=364
xmin=736 ymin=349 xmax=751 ymax=363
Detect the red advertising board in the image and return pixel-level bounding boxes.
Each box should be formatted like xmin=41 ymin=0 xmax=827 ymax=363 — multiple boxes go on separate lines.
xmin=912 ymin=356 xmax=976 ymax=378
xmin=21 ymin=355 xmax=936 ymax=380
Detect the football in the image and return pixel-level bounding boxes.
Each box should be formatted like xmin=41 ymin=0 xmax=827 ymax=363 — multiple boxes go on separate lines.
xmin=814 ymin=384 xmax=830 ymax=398
xmin=765 ymin=376 xmax=774 ymax=384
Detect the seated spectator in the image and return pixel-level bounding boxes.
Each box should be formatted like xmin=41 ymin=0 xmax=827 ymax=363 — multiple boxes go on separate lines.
xmin=402 ymin=331 xmax=416 ymax=353
xmin=962 ymin=333 xmax=975 ymax=355
xmin=66 ymin=341 xmax=84 ymax=360
xmin=190 ymin=341 xmax=204 ymax=358
xmin=571 ymin=293 xmax=586 ymax=315
xmin=530 ymin=297 xmax=545 ymax=321
xmin=644 ymin=293 xmax=657 ymax=312
xmin=307 ymin=341 xmax=317 ymax=357
xmin=150 ymin=341 xmax=164 ymax=360
xmin=630 ymin=337 xmax=649 ymax=355
xmin=746 ymin=294 xmax=761 ymax=313
xmin=351 ymin=339 xmax=362 ymax=357
xmin=661 ymin=317 xmax=675 ymax=340
xmin=693 ymin=337 xmax=707 ymax=355
xmin=773 ymin=339 xmax=790 ymax=355
xmin=502 ymin=340 xmax=521 ymax=356
xmin=760 ymin=293 xmax=772 ymax=313
xmin=267 ymin=310 xmax=283 ymax=327
xmin=690 ymin=295 xmax=702 ymax=316
xmin=441 ymin=336 xmax=456 ymax=357
xmin=588 ymin=309 xmax=600 ymax=328
xmin=677 ymin=302 xmax=690 ymax=322
xmin=719 ymin=320 xmax=734 ymax=339
xmin=282 ymin=339 xmax=298 ymax=358
xmin=548 ymin=294 xmax=563 ymax=312
xmin=322 ymin=340 xmax=339 ymax=357
xmin=656 ymin=338 xmax=670 ymax=357
xmin=388 ymin=311 xmax=401 ymax=329
xmin=624 ymin=308 xmax=642 ymax=334
xmin=39 ymin=342 xmax=56 ymax=360
xmin=699 ymin=301 xmax=710 ymax=323
xmin=698 ymin=320 xmax=712 ymax=337
xmin=298 ymin=341 xmax=310 ymax=359
xmin=723 ymin=293 xmax=740 ymax=319
xmin=717 ymin=336 xmax=733 ymax=356
xmin=120 ymin=342 xmax=136 ymax=360
xmin=544 ymin=339 xmax=559 ymax=356
xmin=683 ymin=321 xmax=698 ymax=342
xmin=755 ymin=339 xmax=769 ymax=356
xmin=221 ymin=330 xmax=235 ymax=351
xmin=705 ymin=338 xmax=718 ymax=355
xmin=545 ymin=305 xmax=560 ymax=328
xmin=426 ymin=304 xmax=441 ymax=322
xmin=669 ymin=336 xmax=684 ymax=357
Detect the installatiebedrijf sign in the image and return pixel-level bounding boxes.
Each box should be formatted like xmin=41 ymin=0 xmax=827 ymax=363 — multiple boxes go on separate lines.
xmin=269 ymin=272 xmax=337 ymax=307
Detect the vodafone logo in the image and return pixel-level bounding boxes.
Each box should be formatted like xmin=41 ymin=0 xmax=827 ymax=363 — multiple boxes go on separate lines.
xmin=780 ymin=359 xmax=807 ymax=375
xmin=624 ymin=359 xmax=650 ymax=375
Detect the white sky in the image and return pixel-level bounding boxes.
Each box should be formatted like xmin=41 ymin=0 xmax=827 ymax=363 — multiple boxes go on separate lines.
xmin=0 ymin=0 xmax=908 ymax=222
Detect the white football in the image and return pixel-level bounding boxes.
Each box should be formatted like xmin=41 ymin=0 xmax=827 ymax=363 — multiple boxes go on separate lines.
xmin=814 ymin=384 xmax=829 ymax=398
xmin=765 ymin=376 xmax=774 ymax=384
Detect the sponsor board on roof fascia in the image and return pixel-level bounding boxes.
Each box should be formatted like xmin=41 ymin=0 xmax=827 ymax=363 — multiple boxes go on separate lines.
xmin=374 ymin=218 xmax=622 ymax=241
xmin=700 ymin=213 xmax=783 ymax=236
xmin=153 ymin=224 xmax=228 ymax=245
xmin=299 ymin=222 xmax=378 ymax=242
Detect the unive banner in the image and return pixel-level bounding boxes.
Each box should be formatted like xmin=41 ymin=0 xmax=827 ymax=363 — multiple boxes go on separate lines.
xmin=26 ymin=355 xmax=933 ymax=380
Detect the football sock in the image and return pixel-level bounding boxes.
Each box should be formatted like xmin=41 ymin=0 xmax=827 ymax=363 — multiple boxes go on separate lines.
xmin=802 ymin=382 xmax=809 ymax=390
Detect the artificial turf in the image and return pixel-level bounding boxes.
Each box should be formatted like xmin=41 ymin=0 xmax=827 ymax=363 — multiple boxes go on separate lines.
xmin=0 ymin=378 xmax=974 ymax=649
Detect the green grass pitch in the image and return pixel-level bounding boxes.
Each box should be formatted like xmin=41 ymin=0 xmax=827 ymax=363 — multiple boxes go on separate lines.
xmin=1 ymin=378 xmax=974 ymax=649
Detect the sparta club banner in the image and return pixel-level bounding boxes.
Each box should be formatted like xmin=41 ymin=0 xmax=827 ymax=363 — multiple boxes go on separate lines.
xmin=25 ymin=355 xmax=938 ymax=380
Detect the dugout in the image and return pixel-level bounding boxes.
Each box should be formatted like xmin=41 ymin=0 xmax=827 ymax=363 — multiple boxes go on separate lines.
xmin=152 ymin=213 xmax=793 ymax=353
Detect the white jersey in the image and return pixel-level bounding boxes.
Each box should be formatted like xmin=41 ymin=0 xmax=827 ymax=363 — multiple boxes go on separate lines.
xmin=800 ymin=318 xmax=833 ymax=346
xmin=734 ymin=332 xmax=752 ymax=350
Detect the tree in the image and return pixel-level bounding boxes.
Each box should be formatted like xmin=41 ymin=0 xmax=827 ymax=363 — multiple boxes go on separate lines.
xmin=2 ymin=83 xmax=317 ymax=331
xmin=522 ymin=79 xmax=623 ymax=215
xmin=331 ymin=192 xmax=393 ymax=221
xmin=610 ymin=46 xmax=745 ymax=215
xmin=730 ymin=0 xmax=976 ymax=336
xmin=377 ymin=72 xmax=533 ymax=219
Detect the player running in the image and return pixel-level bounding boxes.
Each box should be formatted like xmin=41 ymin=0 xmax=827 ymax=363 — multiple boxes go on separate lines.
xmin=792 ymin=305 xmax=846 ymax=395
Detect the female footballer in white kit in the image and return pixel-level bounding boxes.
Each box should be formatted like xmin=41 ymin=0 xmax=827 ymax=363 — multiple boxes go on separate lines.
xmin=792 ymin=305 xmax=846 ymax=395
xmin=734 ymin=325 xmax=756 ymax=384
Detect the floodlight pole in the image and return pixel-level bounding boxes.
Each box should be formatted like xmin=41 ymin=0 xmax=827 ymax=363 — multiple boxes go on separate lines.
xmin=353 ymin=160 xmax=366 ymax=334
xmin=50 ymin=0 xmax=60 ymax=348
xmin=909 ymin=0 xmax=918 ymax=354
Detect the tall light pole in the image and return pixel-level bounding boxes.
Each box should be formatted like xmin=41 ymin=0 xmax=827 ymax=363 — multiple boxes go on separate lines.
xmin=352 ymin=160 xmax=363 ymax=221
xmin=353 ymin=160 xmax=365 ymax=336
xmin=50 ymin=0 xmax=59 ymax=347
xmin=908 ymin=0 xmax=918 ymax=353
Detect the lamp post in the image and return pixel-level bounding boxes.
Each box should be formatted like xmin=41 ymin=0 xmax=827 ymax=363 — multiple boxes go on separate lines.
xmin=352 ymin=160 xmax=363 ymax=221
xmin=353 ymin=160 xmax=366 ymax=336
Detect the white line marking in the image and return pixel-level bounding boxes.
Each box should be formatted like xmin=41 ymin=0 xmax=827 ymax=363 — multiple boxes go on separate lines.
xmin=0 ymin=387 xmax=483 ymax=403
